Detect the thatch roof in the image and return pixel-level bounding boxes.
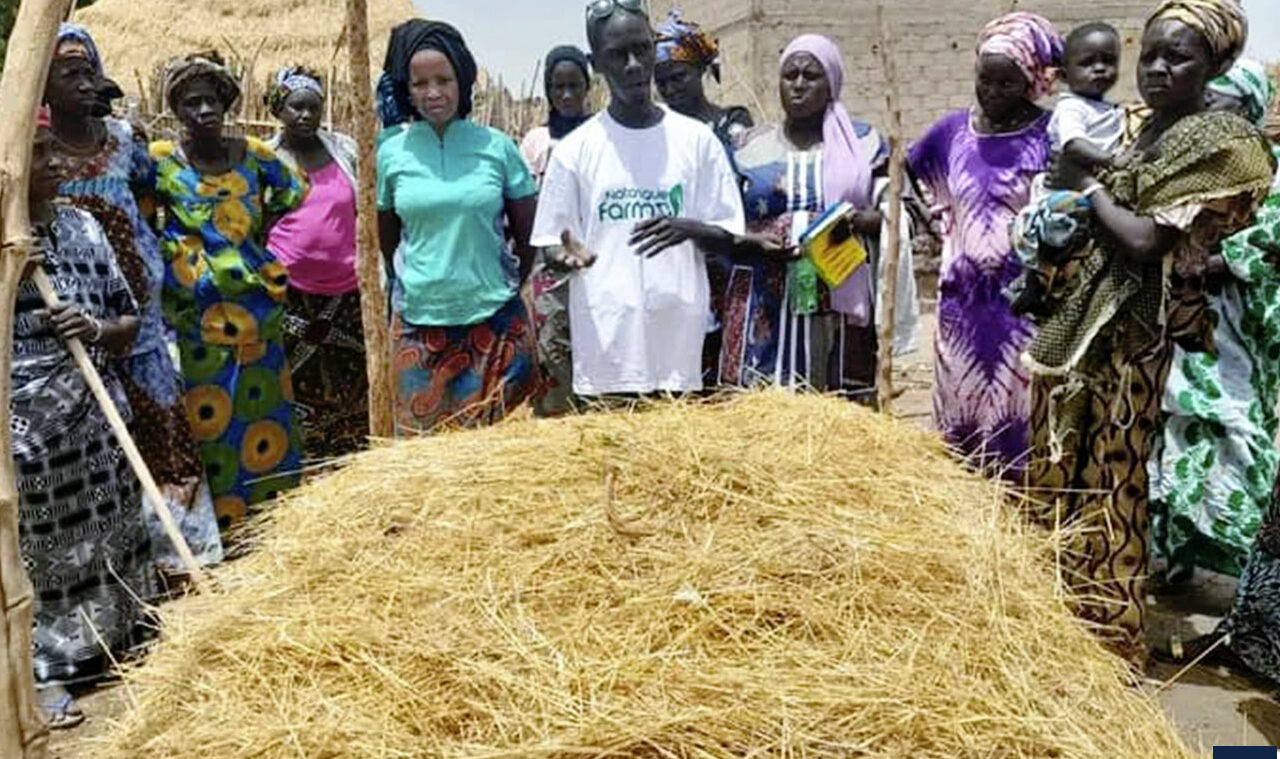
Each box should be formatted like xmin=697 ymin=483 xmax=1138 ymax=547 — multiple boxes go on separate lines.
xmin=77 ymin=0 xmax=417 ymax=96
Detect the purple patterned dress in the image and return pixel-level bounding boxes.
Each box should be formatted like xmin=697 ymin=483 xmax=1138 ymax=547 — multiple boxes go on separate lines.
xmin=908 ymin=109 xmax=1051 ymax=476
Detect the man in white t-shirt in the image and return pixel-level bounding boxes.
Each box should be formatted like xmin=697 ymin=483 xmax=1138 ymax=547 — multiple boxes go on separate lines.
xmin=530 ymin=0 xmax=745 ymax=397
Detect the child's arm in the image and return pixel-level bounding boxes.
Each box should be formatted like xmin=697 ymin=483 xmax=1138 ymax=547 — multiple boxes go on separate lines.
xmin=1062 ymin=138 xmax=1114 ymax=171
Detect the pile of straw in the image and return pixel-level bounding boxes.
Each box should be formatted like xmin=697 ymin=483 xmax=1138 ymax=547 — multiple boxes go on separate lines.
xmin=98 ymin=393 xmax=1194 ymax=758
xmin=77 ymin=0 xmax=415 ymax=97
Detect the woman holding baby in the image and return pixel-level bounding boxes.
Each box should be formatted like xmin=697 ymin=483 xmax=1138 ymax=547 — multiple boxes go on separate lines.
xmin=1024 ymin=0 xmax=1275 ymax=670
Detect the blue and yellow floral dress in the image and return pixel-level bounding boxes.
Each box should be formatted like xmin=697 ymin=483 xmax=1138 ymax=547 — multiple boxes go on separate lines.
xmin=150 ymin=136 xmax=305 ymax=536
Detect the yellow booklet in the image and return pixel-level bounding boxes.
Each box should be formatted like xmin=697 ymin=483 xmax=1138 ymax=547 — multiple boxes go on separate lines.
xmin=799 ymin=201 xmax=868 ymax=288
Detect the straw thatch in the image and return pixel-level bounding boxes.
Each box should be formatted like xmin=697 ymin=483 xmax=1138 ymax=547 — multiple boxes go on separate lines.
xmin=76 ymin=0 xmax=416 ymax=97
xmin=97 ymin=393 xmax=1194 ymax=759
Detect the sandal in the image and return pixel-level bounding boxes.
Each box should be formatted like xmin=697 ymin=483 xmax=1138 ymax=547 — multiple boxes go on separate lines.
xmin=37 ymin=685 xmax=85 ymax=730
xmin=1153 ymin=632 xmax=1250 ymax=673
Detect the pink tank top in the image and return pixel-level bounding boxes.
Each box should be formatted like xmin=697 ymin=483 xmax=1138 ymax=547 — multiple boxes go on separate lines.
xmin=267 ymin=160 xmax=358 ymax=296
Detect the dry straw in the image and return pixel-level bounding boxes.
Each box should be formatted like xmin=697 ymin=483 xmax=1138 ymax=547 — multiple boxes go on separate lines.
xmin=77 ymin=0 xmax=415 ymax=97
xmin=97 ymin=392 xmax=1195 ymax=758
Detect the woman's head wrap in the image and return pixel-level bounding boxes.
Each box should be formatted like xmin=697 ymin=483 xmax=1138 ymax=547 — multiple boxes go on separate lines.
xmin=779 ymin=35 xmax=870 ymax=210
xmin=54 ymin=23 xmax=102 ymax=74
xmin=1208 ymin=58 xmax=1275 ymax=127
xmin=543 ymin=45 xmax=592 ymax=139
xmin=655 ymin=9 xmax=721 ymax=81
xmin=977 ymin=12 xmax=1065 ymax=101
xmin=164 ymin=51 xmax=241 ymax=113
xmin=544 ymin=45 xmax=590 ymax=98
xmin=266 ymin=66 xmax=324 ymax=115
xmin=50 ymin=23 xmax=120 ymax=116
xmin=379 ymin=19 xmax=477 ymax=127
xmin=1147 ymin=0 xmax=1248 ymax=78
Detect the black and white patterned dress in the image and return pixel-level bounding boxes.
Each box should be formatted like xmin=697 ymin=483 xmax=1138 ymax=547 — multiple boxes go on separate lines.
xmin=1220 ymin=471 xmax=1280 ymax=685
xmin=12 ymin=204 xmax=156 ymax=685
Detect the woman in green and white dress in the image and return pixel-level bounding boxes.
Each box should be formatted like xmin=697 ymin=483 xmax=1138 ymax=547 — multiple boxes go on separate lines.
xmin=1148 ymin=59 xmax=1280 ymax=581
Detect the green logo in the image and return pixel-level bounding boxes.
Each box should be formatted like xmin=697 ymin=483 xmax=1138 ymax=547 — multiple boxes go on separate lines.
xmin=597 ymin=184 xmax=685 ymax=222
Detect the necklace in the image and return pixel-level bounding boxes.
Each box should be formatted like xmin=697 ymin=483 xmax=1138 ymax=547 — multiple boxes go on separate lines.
xmin=52 ymin=119 xmax=105 ymax=156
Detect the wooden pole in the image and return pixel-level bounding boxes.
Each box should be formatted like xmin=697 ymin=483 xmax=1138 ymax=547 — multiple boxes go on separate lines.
xmin=345 ymin=0 xmax=393 ymax=438
xmin=875 ymin=2 xmax=906 ymax=414
xmin=28 ymin=271 xmax=206 ymax=587
xmin=0 ymin=0 xmax=70 ymax=751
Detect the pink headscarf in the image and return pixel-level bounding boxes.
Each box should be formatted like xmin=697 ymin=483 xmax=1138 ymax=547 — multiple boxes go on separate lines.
xmin=780 ymin=35 xmax=875 ymax=322
xmin=977 ymin=12 xmax=1064 ymax=101
xmin=780 ymin=35 xmax=872 ymax=210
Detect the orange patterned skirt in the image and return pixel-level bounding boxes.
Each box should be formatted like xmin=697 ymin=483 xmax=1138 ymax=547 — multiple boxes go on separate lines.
xmin=392 ymin=296 xmax=538 ymax=435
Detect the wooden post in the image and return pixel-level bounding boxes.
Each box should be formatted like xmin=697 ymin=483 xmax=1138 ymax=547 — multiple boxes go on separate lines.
xmin=875 ymin=2 xmax=906 ymax=414
xmin=345 ymin=0 xmax=393 ymax=438
xmin=0 ymin=0 xmax=70 ymax=752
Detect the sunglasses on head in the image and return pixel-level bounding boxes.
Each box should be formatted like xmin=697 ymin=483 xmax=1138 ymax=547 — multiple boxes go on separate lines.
xmin=585 ymin=0 xmax=648 ymax=21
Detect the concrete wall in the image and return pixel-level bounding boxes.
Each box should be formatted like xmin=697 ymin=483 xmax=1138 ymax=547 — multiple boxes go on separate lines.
xmin=652 ymin=0 xmax=1155 ymax=138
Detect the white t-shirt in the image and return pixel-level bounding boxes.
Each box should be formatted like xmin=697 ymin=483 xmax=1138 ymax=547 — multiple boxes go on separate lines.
xmin=531 ymin=109 xmax=746 ymax=396
xmin=1048 ymin=92 xmax=1123 ymax=154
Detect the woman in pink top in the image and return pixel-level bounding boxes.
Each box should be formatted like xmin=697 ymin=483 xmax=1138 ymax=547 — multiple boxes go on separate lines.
xmin=266 ymin=67 xmax=369 ymax=459
xmin=520 ymin=45 xmax=591 ymax=417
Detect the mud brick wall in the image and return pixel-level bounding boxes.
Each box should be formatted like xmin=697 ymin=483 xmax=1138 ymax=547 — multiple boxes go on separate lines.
xmin=653 ymin=0 xmax=1154 ymax=138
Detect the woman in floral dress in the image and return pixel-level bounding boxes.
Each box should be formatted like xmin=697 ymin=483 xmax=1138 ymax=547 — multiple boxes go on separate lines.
xmin=152 ymin=53 xmax=305 ymax=540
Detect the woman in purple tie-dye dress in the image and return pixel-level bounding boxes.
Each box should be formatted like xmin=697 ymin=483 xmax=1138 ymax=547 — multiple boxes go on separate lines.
xmin=908 ymin=13 xmax=1061 ymax=477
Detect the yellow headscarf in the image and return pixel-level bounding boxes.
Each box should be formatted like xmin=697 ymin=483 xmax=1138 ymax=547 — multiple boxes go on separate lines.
xmin=1147 ymin=0 xmax=1248 ymax=77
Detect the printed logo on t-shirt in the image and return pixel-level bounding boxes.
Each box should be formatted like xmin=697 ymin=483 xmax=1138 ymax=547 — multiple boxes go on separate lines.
xmin=597 ymin=184 xmax=685 ymax=222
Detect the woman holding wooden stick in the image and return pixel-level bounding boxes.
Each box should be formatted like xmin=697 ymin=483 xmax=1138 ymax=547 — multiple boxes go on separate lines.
xmin=151 ymin=52 xmax=306 ymax=542
xmin=44 ymin=24 xmax=223 ymax=581
xmin=16 ymin=127 xmax=157 ymax=728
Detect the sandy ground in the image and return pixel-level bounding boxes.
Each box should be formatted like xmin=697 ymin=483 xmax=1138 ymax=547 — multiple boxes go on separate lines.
xmin=48 ymin=307 xmax=1280 ymax=757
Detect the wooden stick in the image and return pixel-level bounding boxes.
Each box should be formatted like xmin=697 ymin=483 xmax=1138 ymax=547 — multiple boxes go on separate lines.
xmin=345 ymin=0 xmax=394 ymax=438
xmin=25 ymin=268 xmax=206 ymax=587
xmin=133 ymin=68 xmax=148 ymax=116
xmin=0 ymin=1 xmax=73 ymax=751
xmin=325 ymin=63 xmax=337 ymax=132
xmin=875 ymin=2 xmax=906 ymax=414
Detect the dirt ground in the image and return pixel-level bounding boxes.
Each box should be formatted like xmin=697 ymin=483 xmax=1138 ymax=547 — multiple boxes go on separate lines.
xmin=48 ymin=306 xmax=1280 ymax=757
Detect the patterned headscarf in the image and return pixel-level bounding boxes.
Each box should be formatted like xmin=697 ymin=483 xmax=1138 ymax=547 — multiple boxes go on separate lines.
xmin=164 ymin=52 xmax=241 ymax=113
xmin=54 ymin=23 xmax=102 ymax=74
xmin=265 ymin=66 xmax=324 ymax=116
xmin=655 ymin=9 xmax=721 ymax=81
xmin=1148 ymin=0 xmax=1248 ymax=78
xmin=1209 ymin=59 xmax=1276 ymax=127
xmin=50 ymin=23 xmax=121 ymax=117
xmin=977 ymin=12 xmax=1065 ymax=101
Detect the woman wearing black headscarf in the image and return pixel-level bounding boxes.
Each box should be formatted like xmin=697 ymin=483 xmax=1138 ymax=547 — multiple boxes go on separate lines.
xmin=520 ymin=45 xmax=592 ymax=418
xmin=520 ymin=45 xmax=591 ymax=184
xmin=376 ymin=20 xmax=541 ymax=434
